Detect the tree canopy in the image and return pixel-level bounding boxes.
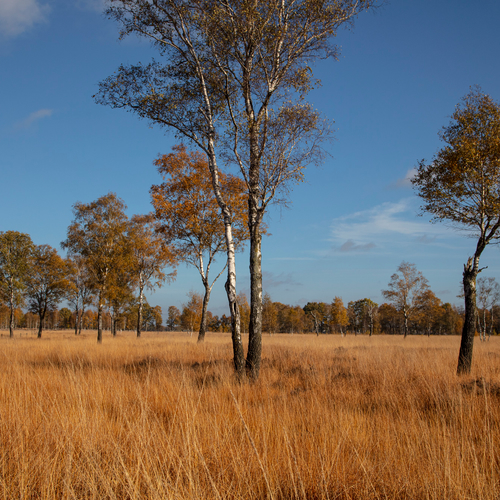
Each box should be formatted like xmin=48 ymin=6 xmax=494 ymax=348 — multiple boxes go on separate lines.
xmin=413 ymin=86 xmax=500 ymax=373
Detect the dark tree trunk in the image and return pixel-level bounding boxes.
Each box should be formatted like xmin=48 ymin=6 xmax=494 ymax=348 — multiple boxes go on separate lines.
xmin=9 ymin=282 xmax=14 ymax=338
xmin=97 ymin=292 xmax=103 ymax=344
xmin=74 ymin=305 xmax=79 ymax=335
xmin=37 ymin=308 xmax=46 ymax=339
xmin=246 ymin=220 xmax=263 ymax=381
xmin=137 ymin=282 xmax=144 ymax=338
xmin=79 ymin=304 xmax=85 ymax=335
xmin=197 ymin=285 xmax=211 ymax=343
xmin=457 ymin=259 xmax=478 ymax=374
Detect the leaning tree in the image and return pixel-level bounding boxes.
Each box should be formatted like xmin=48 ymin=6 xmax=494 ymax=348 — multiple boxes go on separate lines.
xmin=96 ymin=0 xmax=377 ymax=379
xmin=413 ymin=86 xmax=500 ymax=374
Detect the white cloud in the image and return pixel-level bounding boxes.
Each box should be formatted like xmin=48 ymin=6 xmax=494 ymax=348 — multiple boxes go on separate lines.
xmin=389 ymin=168 xmax=417 ymax=189
xmin=14 ymin=108 xmax=54 ymax=129
xmin=330 ymin=198 xmax=449 ymax=252
xmin=0 ymin=0 xmax=49 ymax=38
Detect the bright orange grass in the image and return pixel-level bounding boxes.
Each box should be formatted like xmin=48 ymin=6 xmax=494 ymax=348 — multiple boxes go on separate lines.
xmin=0 ymin=329 xmax=498 ymax=499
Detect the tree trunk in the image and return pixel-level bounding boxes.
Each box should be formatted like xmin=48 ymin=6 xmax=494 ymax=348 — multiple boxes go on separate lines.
xmin=79 ymin=304 xmax=84 ymax=335
xmin=246 ymin=210 xmax=263 ymax=381
xmin=37 ymin=308 xmax=46 ymax=339
xmin=457 ymin=259 xmax=478 ymax=374
xmin=9 ymin=283 xmax=14 ymax=338
xmin=97 ymin=292 xmax=103 ymax=343
xmin=198 ymin=284 xmax=211 ymax=343
xmin=74 ymin=305 xmax=79 ymax=335
xmin=206 ymin=146 xmax=244 ymax=377
xmin=137 ymin=281 xmax=144 ymax=338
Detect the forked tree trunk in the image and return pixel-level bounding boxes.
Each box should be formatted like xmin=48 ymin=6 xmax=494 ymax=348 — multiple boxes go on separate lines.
xmin=457 ymin=259 xmax=478 ymax=374
xmin=247 ymin=221 xmax=263 ymax=380
xmin=198 ymin=285 xmax=211 ymax=343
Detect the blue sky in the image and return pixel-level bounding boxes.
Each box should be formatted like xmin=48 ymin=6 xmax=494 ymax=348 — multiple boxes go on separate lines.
xmin=2 ymin=0 xmax=500 ymax=318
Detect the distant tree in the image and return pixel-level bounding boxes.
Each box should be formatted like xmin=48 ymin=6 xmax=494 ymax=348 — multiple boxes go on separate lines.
xmin=330 ymin=297 xmax=349 ymax=335
xmin=378 ymin=303 xmax=400 ymax=335
xmin=382 ymin=262 xmax=429 ymax=338
xmin=58 ymin=307 xmax=73 ymax=329
xmin=62 ymin=193 xmax=130 ymax=343
xmin=128 ymin=215 xmax=176 ymax=338
xmin=26 ymin=244 xmax=71 ymax=338
xmin=237 ymin=292 xmax=250 ymax=334
xmin=66 ymin=255 xmax=95 ymax=335
xmin=413 ymin=87 xmax=500 ymax=373
xmin=476 ymin=277 xmax=500 ymax=341
xmin=166 ymin=305 xmax=181 ymax=331
xmin=0 ymin=231 xmax=34 ymax=337
xmin=262 ymin=293 xmax=278 ymax=335
xmin=415 ymin=289 xmax=442 ymax=336
xmin=180 ymin=291 xmax=203 ymax=335
xmin=303 ymin=302 xmax=329 ymax=335
xmin=151 ymin=146 xmax=248 ymax=342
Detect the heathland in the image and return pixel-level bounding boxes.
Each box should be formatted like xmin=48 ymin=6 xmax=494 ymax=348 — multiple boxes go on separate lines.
xmin=0 ymin=331 xmax=498 ymax=499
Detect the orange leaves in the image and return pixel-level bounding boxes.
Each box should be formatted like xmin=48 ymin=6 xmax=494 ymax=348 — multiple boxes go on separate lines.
xmin=150 ymin=145 xmax=249 ymax=253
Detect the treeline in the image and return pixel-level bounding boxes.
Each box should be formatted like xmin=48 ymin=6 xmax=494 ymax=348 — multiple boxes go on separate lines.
xmin=0 ymin=194 xmax=170 ymax=339
xmin=0 ymin=304 xmax=163 ymax=334
xmin=164 ymin=291 xmax=472 ymax=336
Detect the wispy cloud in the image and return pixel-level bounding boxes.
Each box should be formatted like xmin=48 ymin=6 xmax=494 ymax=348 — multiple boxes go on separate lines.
xmin=388 ymin=168 xmax=417 ymax=189
xmin=330 ymin=198 xmax=448 ymax=252
xmin=263 ymin=271 xmax=302 ymax=289
xmin=339 ymin=240 xmax=376 ymax=252
xmin=0 ymin=0 xmax=49 ymax=38
xmin=14 ymin=108 xmax=54 ymax=129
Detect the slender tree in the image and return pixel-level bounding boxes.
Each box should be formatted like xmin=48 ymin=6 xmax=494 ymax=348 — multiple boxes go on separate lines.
xmin=0 ymin=231 xmax=34 ymax=337
xmin=382 ymin=262 xmax=429 ymax=338
xmin=413 ymin=87 xmax=500 ymax=374
xmin=62 ymin=193 xmax=130 ymax=343
xmin=26 ymin=245 xmax=70 ymax=338
xmin=129 ymin=214 xmax=177 ymax=338
xmin=66 ymin=255 xmax=95 ymax=335
xmin=96 ymin=0 xmax=376 ymax=380
xmin=150 ymin=145 xmax=248 ymax=342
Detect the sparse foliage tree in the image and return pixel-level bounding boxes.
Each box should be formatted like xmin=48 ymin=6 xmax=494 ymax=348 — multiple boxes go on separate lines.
xmin=382 ymin=262 xmax=429 ymax=338
xmin=66 ymin=255 xmax=95 ymax=335
xmin=129 ymin=214 xmax=177 ymax=338
xmin=476 ymin=277 xmax=499 ymax=341
xmin=413 ymin=87 xmax=500 ymax=373
xmin=0 ymin=231 xmax=34 ymax=337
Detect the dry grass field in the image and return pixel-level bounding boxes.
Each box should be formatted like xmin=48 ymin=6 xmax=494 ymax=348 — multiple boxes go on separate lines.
xmin=0 ymin=330 xmax=498 ymax=499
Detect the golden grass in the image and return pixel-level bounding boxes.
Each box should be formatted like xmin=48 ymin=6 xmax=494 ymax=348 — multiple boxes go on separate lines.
xmin=0 ymin=330 xmax=499 ymax=499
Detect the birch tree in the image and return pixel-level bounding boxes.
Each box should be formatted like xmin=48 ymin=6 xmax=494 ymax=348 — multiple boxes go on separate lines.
xmin=62 ymin=193 xmax=130 ymax=343
xmin=129 ymin=214 xmax=177 ymax=338
xmin=150 ymin=145 xmax=248 ymax=342
xmin=382 ymin=262 xmax=429 ymax=338
xmin=95 ymin=0 xmax=376 ymax=379
xmin=413 ymin=87 xmax=500 ymax=374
